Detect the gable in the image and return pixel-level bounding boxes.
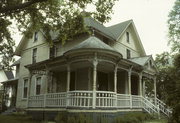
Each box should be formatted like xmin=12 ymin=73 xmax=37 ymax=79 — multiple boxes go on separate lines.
xmin=118 ymin=23 xmax=146 ymax=56
xmin=15 ymin=31 xmax=47 ymax=56
xmin=129 ymin=55 xmax=158 ymax=73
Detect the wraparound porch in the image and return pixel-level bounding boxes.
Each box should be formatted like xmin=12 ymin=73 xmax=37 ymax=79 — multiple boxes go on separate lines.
xmin=28 ymin=90 xmax=160 ymax=115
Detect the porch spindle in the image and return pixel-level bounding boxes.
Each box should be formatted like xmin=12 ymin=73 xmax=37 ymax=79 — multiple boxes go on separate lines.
xmin=92 ymin=59 xmax=98 ymax=109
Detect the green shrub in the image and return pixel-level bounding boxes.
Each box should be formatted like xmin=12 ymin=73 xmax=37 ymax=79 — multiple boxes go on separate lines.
xmin=55 ymin=112 xmax=67 ymax=123
xmin=115 ymin=112 xmax=154 ymax=123
xmin=55 ymin=112 xmax=92 ymax=123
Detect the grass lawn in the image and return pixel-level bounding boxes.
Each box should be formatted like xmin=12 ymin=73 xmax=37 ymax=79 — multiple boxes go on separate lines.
xmin=144 ymin=119 xmax=168 ymax=123
xmin=0 ymin=114 xmax=41 ymax=123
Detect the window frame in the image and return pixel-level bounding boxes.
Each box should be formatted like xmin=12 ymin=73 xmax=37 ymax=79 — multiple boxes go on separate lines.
xmin=34 ymin=32 xmax=38 ymax=42
xmin=32 ymin=48 xmax=37 ymax=64
xmin=126 ymin=32 xmax=130 ymax=43
xmin=126 ymin=49 xmax=131 ymax=59
xmin=35 ymin=76 xmax=42 ymax=95
xmin=22 ymin=78 xmax=28 ymax=99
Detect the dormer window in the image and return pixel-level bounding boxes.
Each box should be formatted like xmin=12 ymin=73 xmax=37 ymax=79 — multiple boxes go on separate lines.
xmin=127 ymin=49 xmax=131 ymax=59
xmin=126 ymin=32 xmax=129 ymax=43
xmin=34 ymin=32 xmax=38 ymax=42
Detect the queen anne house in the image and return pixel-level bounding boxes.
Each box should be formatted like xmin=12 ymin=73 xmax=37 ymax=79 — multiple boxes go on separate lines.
xmin=14 ymin=17 xmax=171 ymax=120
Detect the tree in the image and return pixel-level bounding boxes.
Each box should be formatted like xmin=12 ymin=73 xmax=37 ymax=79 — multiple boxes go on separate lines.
xmin=0 ymin=0 xmax=117 ymax=69
xmin=168 ymin=0 xmax=180 ymax=52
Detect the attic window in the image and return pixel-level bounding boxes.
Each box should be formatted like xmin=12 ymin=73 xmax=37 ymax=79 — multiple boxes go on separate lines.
xmin=34 ymin=32 xmax=38 ymax=42
xmin=127 ymin=49 xmax=131 ymax=59
xmin=126 ymin=32 xmax=129 ymax=43
xmin=149 ymin=60 xmax=152 ymax=66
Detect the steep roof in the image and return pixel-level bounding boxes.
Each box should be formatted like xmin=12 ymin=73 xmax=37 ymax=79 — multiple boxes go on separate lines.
xmin=107 ymin=20 xmax=132 ymax=40
xmin=84 ymin=17 xmax=115 ymax=40
xmin=128 ymin=56 xmax=151 ymax=66
xmin=70 ymin=36 xmax=117 ymax=52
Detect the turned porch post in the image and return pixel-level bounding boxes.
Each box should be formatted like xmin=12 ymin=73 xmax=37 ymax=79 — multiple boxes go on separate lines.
xmin=66 ymin=64 xmax=71 ymax=107
xmin=66 ymin=65 xmax=71 ymax=92
xmin=114 ymin=66 xmax=118 ymax=93
xmin=27 ymin=71 xmax=32 ymax=108
xmin=139 ymin=72 xmax=143 ymax=96
xmin=128 ymin=66 xmax=132 ymax=108
xmin=114 ymin=66 xmax=118 ymax=107
xmin=92 ymin=55 xmax=98 ymax=109
xmin=153 ymin=76 xmax=157 ymax=105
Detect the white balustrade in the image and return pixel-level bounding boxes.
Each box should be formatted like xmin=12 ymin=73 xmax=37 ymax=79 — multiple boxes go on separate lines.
xmin=96 ymin=91 xmax=116 ymax=108
xmin=46 ymin=92 xmax=66 ymax=107
xmin=68 ymin=91 xmax=93 ymax=107
xmin=132 ymin=95 xmax=142 ymax=108
xmin=28 ymin=95 xmax=45 ymax=107
xmin=27 ymin=91 xmax=172 ymax=117
xmin=117 ymin=94 xmax=131 ymax=108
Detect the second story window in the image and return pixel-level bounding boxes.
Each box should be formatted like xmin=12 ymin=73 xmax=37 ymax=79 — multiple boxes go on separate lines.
xmin=23 ymin=79 xmax=28 ymax=99
xmin=34 ymin=32 xmax=38 ymax=42
xmin=49 ymin=46 xmax=56 ymax=59
xmin=32 ymin=48 xmax=37 ymax=64
xmin=127 ymin=49 xmax=131 ymax=59
xmin=126 ymin=32 xmax=129 ymax=43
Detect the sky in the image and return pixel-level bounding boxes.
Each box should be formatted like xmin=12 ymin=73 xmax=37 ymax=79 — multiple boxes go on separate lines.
xmin=105 ymin=0 xmax=176 ymax=57
xmin=13 ymin=0 xmax=176 ymax=57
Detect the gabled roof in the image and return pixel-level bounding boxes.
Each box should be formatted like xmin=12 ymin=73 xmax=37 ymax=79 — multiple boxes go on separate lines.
xmin=84 ymin=17 xmax=115 ymax=40
xmin=107 ymin=20 xmax=132 ymax=40
xmin=129 ymin=56 xmax=151 ymax=66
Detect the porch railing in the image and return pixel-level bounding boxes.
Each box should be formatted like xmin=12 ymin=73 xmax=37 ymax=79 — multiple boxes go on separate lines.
xmin=28 ymin=91 xmax=172 ymax=117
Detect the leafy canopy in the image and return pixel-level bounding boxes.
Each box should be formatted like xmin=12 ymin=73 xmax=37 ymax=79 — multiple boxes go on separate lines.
xmin=0 ymin=0 xmax=117 ymax=69
xmin=168 ymin=0 xmax=180 ymax=52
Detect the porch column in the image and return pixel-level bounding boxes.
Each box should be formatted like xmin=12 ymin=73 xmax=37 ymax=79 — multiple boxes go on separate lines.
xmin=153 ymin=76 xmax=157 ymax=106
xmin=66 ymin=64 xmax=71 ymax=107
xmin=92 ymin=58 xmax=98 ymax=109
xmin=114 ymin=66 xmax=118 ymax=107
xmin=128 ymin=67 xmax=132 ymax=108
xmin=114 ymin=66 xmax=118 ymax=93
xmin=128 ymin=68 xmax=132 ymax=95
xmin=139 ymin=72 xmax=142 ymax=96
xmin=142 ymin=79 xmax=146 ymax=97
xmin=66 ymin=65 xmax=71 ymax=92
xmin=27 ymin=71 xmax=32 ymax=108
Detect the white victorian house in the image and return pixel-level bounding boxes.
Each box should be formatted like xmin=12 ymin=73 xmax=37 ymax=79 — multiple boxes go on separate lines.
xmin=14 ymin=17 xmax=171 ymax=119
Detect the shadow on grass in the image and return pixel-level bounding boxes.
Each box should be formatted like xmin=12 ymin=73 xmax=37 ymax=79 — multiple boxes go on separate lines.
xmin=0 ymin=114 xmax=42 ymax=123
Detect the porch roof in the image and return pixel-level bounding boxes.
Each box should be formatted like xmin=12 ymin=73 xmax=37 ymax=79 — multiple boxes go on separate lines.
xmin=128 ymin=56 xmax=151 ymax=66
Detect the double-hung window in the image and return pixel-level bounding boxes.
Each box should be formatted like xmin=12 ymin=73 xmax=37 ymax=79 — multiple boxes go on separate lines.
xmin=23 ymin=79 xmax=28 ymax=98
xmin=127 ymin=49 xmax=131 ymax=59
xmin=32 ymin=48 xmax=37 ymax=64
xmin=36 ymin=77 xmax=41 ymax=95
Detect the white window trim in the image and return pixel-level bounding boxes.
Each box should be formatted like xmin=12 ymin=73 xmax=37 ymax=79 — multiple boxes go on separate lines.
xmin=22 ymin=78 xmax=29 ymax=100
xmin=35 ymin=76 xmax=42 ymax=95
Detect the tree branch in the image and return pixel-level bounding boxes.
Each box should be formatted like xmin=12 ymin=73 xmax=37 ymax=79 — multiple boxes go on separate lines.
xmin=0 ymin=0 xmax=47 ymax=14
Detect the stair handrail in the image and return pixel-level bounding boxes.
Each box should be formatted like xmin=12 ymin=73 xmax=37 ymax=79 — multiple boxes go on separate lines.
xmin=141 ymin=96 xmax=159 ymax=114
xmin=156 ymin=97 xmax=172 ymax=117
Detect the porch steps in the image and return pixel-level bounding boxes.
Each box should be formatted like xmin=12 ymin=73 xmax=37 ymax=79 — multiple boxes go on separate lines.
xmin=143 ymin=97 xmax=172 ymax=117
xmin=1 ymin=107 xmax=17 ymax=115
